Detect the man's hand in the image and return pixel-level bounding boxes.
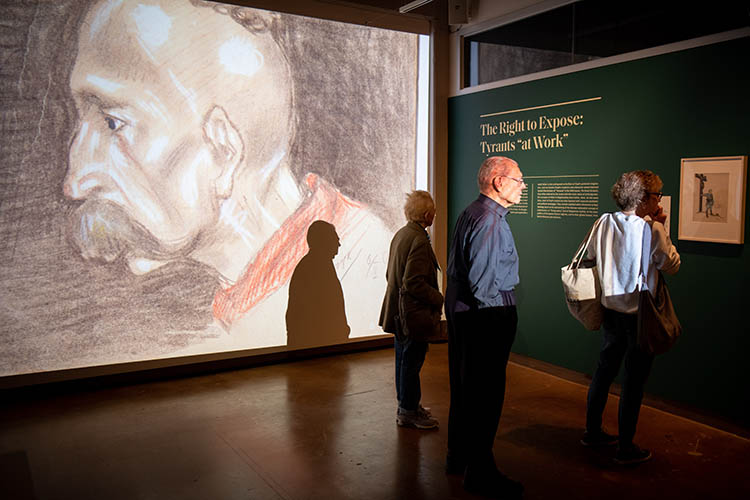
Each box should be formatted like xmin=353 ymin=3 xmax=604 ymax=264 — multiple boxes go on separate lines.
xmin=651 ymin=205 xmax=667 ymax=224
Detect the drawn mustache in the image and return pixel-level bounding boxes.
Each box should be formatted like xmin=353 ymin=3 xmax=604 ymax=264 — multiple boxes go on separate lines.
xmin=68 ymin=200 xmax=186 ymax=264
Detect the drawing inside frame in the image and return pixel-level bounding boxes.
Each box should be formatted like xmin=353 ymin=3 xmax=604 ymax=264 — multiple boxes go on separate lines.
xmin=0 ymin=0 xmax=421 ymax=379
xmin=678 ymin=156 xmax=748 ymax=244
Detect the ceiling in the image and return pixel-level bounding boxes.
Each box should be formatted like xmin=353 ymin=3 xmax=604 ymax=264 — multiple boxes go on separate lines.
xmin=467 ymin=1 xmax=750 ymax=58
xmin=345 ymin=0 xmax=442 ymax=18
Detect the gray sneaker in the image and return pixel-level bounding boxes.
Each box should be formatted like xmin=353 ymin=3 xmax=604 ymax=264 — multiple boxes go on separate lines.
xmin=397 ymin=405 xmax=431 ymax=417
xmin=397 ymin=409 xmax=439 ymax=429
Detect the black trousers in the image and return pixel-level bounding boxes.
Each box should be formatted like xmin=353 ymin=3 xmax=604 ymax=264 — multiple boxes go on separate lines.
xmin=586 ymin=308 xmax=654 ymax=447
xmin=447 ymin=303 xmax=517 ymax=474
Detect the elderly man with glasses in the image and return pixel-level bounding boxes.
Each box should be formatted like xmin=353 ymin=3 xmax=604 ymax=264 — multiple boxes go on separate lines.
xmin=444 ymin=156 xmax=526 ymax=499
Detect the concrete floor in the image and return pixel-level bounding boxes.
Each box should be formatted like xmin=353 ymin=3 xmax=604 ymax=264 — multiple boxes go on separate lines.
xmin=1 ymin=343 xmax=748 ymax=500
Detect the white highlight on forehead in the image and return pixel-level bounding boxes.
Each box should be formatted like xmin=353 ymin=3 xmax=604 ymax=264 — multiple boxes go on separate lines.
xmin=167 ymin=70 xmax=197 ymax=115
xmin=131 ymin=4 xmax=172 ymax=51
xmin=145 ymin=136 xmax=169 ymax=163
xmin=219 ymin=37 xmax=264 ymax=77
xmin=89 ymin=0 xmax=124 ymax=40
xmin=122 ymin=4 xmax=171 ymax=62
xmin=86 ymin=74 xmax=123 ymax=93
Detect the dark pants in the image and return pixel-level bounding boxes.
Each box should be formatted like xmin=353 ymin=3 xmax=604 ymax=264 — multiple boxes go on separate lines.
xmin=586 ymin=308 xmax=654 ymax=447
xmin=447 ymin=303 xmax=517 ymax=474
xmin=394 ymin=336 xmax=428 ymax=411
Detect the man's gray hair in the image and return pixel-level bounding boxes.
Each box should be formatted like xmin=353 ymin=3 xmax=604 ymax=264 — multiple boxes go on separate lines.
xmin=404 ymin=190 xmax=435 ymax=224
xmin=477 ymin=156 xmax=517 ymax=194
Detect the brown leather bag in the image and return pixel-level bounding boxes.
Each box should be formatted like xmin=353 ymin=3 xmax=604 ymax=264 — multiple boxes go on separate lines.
xmin=637 ymin=271 xmax=681 ymax=355
xmin=636 ymin=223 xmax=681 ymax=355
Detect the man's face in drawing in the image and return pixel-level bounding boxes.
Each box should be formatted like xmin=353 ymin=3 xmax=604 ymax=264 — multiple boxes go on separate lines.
xmin=64 ymin=0 xmax=292 ymax=273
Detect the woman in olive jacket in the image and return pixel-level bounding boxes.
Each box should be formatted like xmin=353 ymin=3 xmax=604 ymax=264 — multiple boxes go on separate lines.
xmin=379 ymin=190 xmax=444 ymax=429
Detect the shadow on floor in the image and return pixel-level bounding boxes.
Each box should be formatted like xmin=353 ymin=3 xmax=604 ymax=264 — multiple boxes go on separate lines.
xmin=501 ymin=423 xmax=625 ymax=469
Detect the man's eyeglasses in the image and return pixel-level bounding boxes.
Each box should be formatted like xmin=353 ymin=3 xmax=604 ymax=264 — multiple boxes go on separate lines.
xmin=501 ymin=175 xmax=526 ymax=186
xmin=647 ymin=191 xmax=663 ymax=201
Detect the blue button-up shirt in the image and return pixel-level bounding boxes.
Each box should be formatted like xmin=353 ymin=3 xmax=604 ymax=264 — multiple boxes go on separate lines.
xmin=447 ymin=194 xmax=519 ymax=312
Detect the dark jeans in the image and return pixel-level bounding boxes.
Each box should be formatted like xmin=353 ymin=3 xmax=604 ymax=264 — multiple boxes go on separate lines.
xmin=394 ymin=336 xmax=428 ymax=411
xmin=447 ymin=303 xmax=517 ymax=474
xmin=586 ymin=308 xmax=654 ymax=447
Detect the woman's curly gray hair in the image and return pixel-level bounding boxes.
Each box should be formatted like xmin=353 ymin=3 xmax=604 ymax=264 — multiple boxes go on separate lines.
xmin=404 ymin=190 xmax=435 ymax=224
xmin=611 ymin=170 xmax=663 ymax=211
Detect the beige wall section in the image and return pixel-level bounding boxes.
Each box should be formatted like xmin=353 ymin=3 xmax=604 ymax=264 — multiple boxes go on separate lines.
xmin=449 ymin=0 xmax=575 ymax=95
xmin=429 ymin=1 xmax=450 ymax=289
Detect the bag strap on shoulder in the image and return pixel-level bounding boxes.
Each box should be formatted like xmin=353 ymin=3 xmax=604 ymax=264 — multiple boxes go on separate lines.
xmin=567 ymin=214 xmax=607 ymax=271
xmin=639 ymin=220 xmax=653 ymax=291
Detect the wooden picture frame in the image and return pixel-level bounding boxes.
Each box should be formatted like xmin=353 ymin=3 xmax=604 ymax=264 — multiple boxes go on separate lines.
xmin=678 ymin=156 xmax=747 ymax=244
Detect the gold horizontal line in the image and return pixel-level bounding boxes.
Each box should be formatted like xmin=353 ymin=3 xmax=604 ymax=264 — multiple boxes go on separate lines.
xmin=525 ymin=174 xmax=600 ymax=179
xmin=480 ymin=97 xmax=602 ymax=118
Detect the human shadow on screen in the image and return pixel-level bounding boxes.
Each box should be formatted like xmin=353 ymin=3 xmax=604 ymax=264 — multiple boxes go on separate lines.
xmin=286 ymin=221 xmax=351 ymax=349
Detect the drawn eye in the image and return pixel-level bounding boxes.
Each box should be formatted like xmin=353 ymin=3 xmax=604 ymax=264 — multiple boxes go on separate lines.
xmin=104 ymin=115 xmax=126 ymax=132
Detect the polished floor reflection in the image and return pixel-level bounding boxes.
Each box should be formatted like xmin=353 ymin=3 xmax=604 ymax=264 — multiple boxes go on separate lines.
xmin=1 ymin=344 xmax=748 ymax=499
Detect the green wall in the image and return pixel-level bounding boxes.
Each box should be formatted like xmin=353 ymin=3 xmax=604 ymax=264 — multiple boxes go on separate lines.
xmin=448 ymin=36 xmax=749 ymax=426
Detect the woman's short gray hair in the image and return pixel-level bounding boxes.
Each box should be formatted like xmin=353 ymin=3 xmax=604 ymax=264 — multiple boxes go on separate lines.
xmin=404 ymin=190 xmax=435 ymax=224
xmin=611 ymin=170 xmax=663 ymax=211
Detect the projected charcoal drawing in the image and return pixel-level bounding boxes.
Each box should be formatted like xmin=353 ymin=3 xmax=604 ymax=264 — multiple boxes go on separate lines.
xmin=0 ymin=0 xmax=419 ymax=377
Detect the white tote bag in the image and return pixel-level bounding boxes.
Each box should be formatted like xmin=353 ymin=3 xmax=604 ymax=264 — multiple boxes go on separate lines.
xmin=561 ymin=215 xmax=606 ymax=331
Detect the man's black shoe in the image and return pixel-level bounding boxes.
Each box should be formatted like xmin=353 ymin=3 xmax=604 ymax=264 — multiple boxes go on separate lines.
xmin=580 ymin=430 xmax=618 ymax=447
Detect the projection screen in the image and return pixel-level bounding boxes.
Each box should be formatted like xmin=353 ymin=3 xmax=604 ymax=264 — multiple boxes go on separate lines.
xmin=0 ymin=0 xmax=426 ymax=379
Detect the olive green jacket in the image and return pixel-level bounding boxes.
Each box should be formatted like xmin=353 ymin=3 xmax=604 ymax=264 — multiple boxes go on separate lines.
xmin=379 ymin=221 xmax=443 ymax=335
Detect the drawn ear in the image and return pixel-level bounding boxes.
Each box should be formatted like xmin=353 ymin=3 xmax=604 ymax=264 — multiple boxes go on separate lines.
xmin=202 ymin=105 xmax=244 ymax=198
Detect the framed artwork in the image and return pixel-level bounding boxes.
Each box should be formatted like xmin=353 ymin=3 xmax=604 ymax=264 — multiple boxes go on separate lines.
xmin=678 ymin=156 xmax=747 ymax=244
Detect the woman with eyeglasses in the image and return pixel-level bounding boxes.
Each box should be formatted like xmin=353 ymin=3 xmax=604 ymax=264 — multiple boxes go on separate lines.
xmin=580 ymin=170 xmax=680 ymax=465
